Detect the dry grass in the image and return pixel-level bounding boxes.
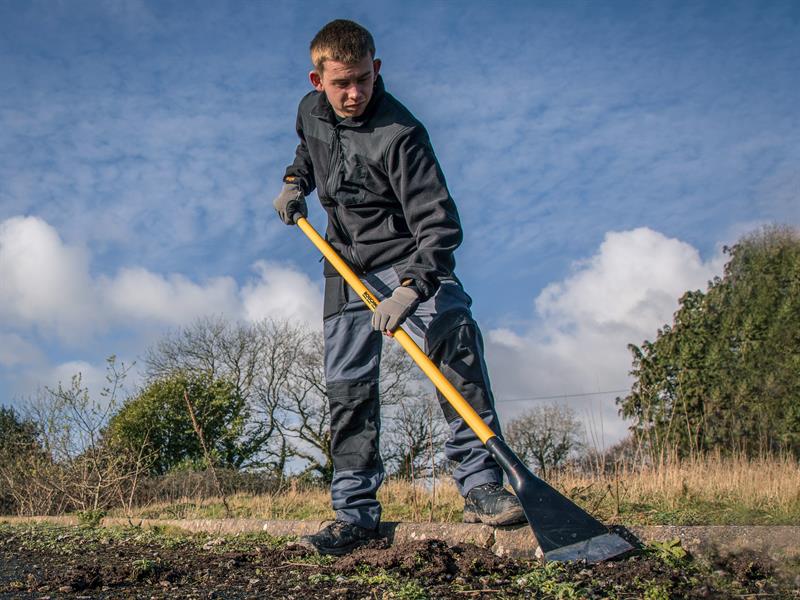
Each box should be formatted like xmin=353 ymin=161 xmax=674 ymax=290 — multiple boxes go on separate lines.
xmin=108 ymin=454 xmax=800 ymax=525
xmin=552 ymin=452 xmax=800 ymax=525
xmin=114 ymin=476 xmax=465 ymax=522
xmin=125 ymin=479 xmax=336 ymax=521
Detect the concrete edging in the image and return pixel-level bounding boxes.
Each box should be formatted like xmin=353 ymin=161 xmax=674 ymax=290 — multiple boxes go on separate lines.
xmin=3 ymin=516 xmax=798 ymax=562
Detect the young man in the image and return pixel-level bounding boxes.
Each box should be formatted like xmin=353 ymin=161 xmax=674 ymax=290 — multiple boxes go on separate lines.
xmin=274 ymin=19 xmax=524 ymax=555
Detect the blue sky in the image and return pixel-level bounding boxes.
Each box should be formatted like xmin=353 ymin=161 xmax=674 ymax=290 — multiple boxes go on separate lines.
xmin=1 ymin=1 xmax=798 ymax=443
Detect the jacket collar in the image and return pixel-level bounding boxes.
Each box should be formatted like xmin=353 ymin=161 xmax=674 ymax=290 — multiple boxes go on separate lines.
xmin=310 ymin=75 xmax=386 ymax=127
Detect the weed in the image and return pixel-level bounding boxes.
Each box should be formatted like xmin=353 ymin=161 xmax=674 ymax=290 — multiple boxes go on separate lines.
xmin=11 ymin=523 xmax=92 ymax=555
xmin=163 ymin=502 xmax=193 ymax=519
xmin=515 ymin=562 xmax=586 ymax=599
xmin=642 ymin=584 xmax=671 ymax=600
xmin=104 ymin=454 xmax=800 ymax=525
xmin=351 ymin=565 xmax=394 ymax=586
xmin=647 ymin=538 xmax=689 ymax=567
xmin=386 ymin=579 xmax=428 ymax=600
xmin=130 ymin=557 xmax=160 ymax=581
xmin=76 ymin=509 xmax=106 ymax=528
xmin=349 ymin=566 xmax=428 ymax=599
xmin=292 ymin=553 xmax=337 ymax=567
xmin=198 ymin=531 xmax=290 ymax=553
xmin=308 ymin=572 xmax=335 ymax=584
xmin=142 ymin=523 xmax=191 ymax=548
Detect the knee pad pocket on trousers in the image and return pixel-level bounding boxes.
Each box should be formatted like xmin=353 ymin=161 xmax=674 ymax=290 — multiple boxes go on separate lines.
xmin=426 ymin=311 xmax=494 ymax=423
xmin=327 ymin=380 xmax=381 ymax=471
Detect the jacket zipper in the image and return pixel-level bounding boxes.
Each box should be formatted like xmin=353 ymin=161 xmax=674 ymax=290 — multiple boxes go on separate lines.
xmin=326 ymin=126 xmax=365 ymax=272
xmin=325 ymin=127 xmax=340 ymax=199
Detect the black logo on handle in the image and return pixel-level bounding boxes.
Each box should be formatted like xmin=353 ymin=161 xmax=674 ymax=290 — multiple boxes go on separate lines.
xmin=362 ymin=291 xmax=378 ymax=310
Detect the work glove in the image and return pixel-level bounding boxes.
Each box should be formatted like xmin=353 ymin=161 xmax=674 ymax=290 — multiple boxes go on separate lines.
xmin=371 ymin=285 xmax=420 ymax=333
xmin=273 ymin=182 xmax=307 ymax=225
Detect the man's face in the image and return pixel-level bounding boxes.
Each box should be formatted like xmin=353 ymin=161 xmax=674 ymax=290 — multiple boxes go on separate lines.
xmin=310 ymin=55 xmax=381 ymax=119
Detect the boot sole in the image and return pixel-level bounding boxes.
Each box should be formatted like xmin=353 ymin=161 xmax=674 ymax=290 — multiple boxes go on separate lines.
xmin=463 ymin=505 xmax=527 ymax=527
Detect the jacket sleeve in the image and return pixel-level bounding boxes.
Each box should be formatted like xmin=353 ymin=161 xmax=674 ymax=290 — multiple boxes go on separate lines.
xmin=283 ymin=108 xmax=316 ymax=195
xmin=385 ymin=126 xmax=463 ymax=301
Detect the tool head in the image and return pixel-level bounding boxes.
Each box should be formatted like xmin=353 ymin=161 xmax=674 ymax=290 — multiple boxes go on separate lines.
xmin=486 ymin=437 xmax=635 ymax=563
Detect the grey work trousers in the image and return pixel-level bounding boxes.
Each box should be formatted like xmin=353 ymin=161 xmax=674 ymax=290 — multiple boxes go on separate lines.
xmin=323 ymin=260 xmax=504 ymax=529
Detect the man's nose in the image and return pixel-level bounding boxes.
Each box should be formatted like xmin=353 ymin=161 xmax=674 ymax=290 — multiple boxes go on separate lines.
xmin=347 ymin=85 xmax=362 ymax=100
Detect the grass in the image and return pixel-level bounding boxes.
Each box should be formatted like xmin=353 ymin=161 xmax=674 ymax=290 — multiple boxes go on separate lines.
xmin=557 ymin=452 xmax=800 ymax=525
xmin=0 ymin=520 xmax=291 ymax=559
xmin=0 ymin=521 xmax=189 ymax=556
xmin=113 ymin=477 xmax=465 ymax=523
xmin=103 ymin=454 xmax=799 ymax=526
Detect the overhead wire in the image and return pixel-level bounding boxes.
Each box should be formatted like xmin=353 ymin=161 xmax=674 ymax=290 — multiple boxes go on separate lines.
xmin=494 ymin=389 xmax=629 ymax=403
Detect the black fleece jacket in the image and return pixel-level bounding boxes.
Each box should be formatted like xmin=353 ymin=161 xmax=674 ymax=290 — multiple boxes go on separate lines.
xmin=283 ymin=76 xmax=462 ymax=301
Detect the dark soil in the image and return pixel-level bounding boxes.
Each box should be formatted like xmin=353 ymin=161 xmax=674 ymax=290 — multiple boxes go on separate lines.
xmin=1 ymin=522 xmax=798 ymax=599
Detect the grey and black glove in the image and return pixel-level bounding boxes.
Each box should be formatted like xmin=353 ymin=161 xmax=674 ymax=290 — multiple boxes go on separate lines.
xmin=272 ymin=182 xmax=307 ymax=225
xmin=371 ymin=285 xmax=420 ymax=333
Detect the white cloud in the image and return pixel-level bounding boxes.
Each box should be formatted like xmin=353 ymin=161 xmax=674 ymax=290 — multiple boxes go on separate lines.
xmin=241 ymin=260 xmax=322 ymax=328
xmin=0 ymin=215 xmax=322 ymax=350
xmin=0 ymin=216 xmax=99 ymax=339
xmin=535 ymin=228 xmax=719 ymax=331
xmin=99 ymin=268 xmax=240 ymax=327
xmin=0 ymin=217 xmax=728 ymax=445
xmin=486 ymin=227 xmax=725 ymax=447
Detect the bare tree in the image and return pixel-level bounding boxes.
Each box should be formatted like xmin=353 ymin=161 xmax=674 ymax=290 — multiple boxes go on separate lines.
xmin=279 ymin=335 xmax=427 ymax=483
xmin=581 ymin=433 xmax=651 ymax=475
xmin=378 ymin=343 xmax=426 ymax=407
xmin=280 ymin=332 xmax=331 ymax=481
xmin=382 ymin=394 xmax=448 ymax=480
xmin=0 ymin=404 xmax=54 ymax=515
xmin=249 ymin=319 xmax=309 ymax=477
xmin=145 ymin=317 xmax=303 ymax=473
xmin=505 ymin=404 xmax=586 ymax=479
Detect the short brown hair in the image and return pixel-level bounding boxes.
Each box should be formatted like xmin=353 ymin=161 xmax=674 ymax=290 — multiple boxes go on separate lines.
xmin=310 ymin=19 xmax=375 ymax=73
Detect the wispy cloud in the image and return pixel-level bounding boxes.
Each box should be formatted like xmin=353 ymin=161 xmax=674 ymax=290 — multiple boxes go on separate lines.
xmin=382 ymin=2 xmax=799 ymax=308
xmin=0 ymin=1 xmax=797 ymax=422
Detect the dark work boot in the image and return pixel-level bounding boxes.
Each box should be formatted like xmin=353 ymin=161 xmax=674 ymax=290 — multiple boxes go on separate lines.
xmin=296 ymin=520 xmax=380 ymax=555
xmin=463 ymin=482 xmax=526 ymax=526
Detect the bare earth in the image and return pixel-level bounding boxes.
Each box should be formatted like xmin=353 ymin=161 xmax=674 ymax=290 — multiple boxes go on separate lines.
xmin=1 ymin=523 xmax=798 ymax=599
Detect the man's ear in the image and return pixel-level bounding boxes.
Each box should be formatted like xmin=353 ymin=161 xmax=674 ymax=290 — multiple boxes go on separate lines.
xmin=373 ymin=59 xmax=382 ymax=77
xmin=309 ymin=70 xmax=324 ymax=92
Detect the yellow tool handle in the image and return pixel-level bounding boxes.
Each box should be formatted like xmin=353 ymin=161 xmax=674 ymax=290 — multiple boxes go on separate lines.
xmin=295 ymin=216 xmax=496 ymax=444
